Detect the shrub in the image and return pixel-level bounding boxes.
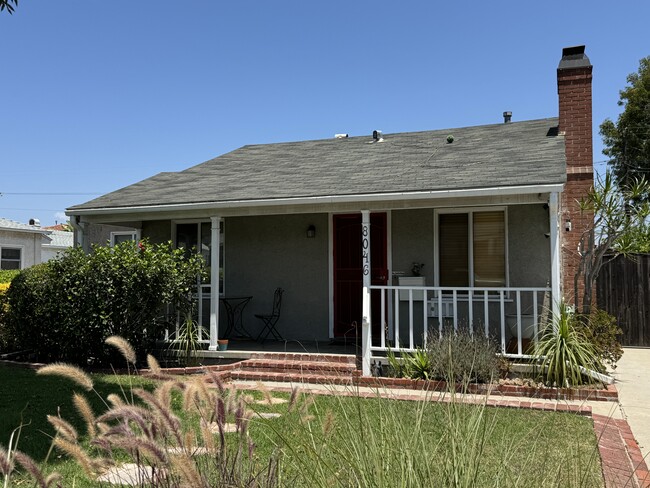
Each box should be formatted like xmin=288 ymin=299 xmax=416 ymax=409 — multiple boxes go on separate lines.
xmin=0 ymin=269 xmax=19 ymax=285
xmin=3 ymin=240 xmax=205 ymax=365
xmin=390 ymin=327 xmax=499 ymax=383
xmin=578 ymin=308 xmax=623 ymax=371
xmin=534 ymin=303 xmax=600 ymax=387
xmin=426 ymin=327 xmax=500 ymax=383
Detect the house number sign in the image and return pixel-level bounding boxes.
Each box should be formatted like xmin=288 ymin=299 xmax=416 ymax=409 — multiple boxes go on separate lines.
xmin=362 ymin=224 xmax=370 ymax=276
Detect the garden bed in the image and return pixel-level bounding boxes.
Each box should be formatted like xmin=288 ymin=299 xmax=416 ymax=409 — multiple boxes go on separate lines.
xmin=355 ymin=374 xmax=618 ymax=401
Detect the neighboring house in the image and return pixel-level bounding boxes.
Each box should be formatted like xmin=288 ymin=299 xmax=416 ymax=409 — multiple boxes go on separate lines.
xmin=41 ymin=227 xmax=74 ymax=262
xmin=0 ymin=218 xmax=50 ymax=270
xmin=0 ymin=219 xmax=74 ymax=271
xmin=67 ymin=46 xmax=594 ymax=373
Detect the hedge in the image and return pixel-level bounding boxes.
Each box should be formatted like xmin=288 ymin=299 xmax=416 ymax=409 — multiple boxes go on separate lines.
xmin=1 ymin=240 xmax=205 ymax=365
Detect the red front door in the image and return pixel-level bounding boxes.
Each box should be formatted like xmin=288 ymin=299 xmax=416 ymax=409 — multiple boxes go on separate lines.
xmin=333 ymin=213 xmax=388 ymax=339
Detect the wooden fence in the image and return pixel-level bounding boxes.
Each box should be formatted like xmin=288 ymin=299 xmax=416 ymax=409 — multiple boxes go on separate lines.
xmin=597 ymin=253 xmax=650 ymax=347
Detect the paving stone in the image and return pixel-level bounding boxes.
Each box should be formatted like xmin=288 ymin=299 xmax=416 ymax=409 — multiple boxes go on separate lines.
xmin=256 ymin=412 xmax=282 ymax=419
xmin=97 ymin=463 xmax=161 ymax=486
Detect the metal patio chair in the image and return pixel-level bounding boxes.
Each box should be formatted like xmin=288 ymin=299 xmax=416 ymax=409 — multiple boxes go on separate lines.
xmin=255 ymin=287 xmax=284 ymax=342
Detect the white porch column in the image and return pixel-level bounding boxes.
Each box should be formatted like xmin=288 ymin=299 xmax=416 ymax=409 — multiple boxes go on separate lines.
xmin=208 ymin=216 xmax=221 ymax=351
xmin=549 ymin=192 xmax=561 ymax=318
xmin=361 ymin=210 xmax=372 ymax=376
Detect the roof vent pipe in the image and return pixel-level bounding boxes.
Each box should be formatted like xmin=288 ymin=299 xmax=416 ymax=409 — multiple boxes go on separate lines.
xmin=372 ymin=130 xmax=383 ymax=142
xmin=503 ymin=111 xmax=512 ymax=123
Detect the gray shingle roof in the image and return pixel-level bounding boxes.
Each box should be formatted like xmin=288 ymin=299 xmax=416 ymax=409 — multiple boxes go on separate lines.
xmin=0 ymin=218 xmax=50 ymax=234
xmin=43 ymin=230 xmax=74 ymax=249
xmin=69 ymin=118 xmax=565 ymax=212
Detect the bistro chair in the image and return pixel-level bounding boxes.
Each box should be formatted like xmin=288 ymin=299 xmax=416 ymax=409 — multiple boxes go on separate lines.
xmin=255 ymin=287 xmax=284 ymax=342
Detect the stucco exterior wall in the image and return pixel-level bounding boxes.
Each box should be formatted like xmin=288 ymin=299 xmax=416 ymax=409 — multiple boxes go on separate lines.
xmin=77 ymin=223 xmax=138 ymax=252
xmin=225 ymin=213 xmax=330 ymax=341
xmin=0 ymin=229 xmax=43 ymax=269
xmin=391 ymin=209 xmax=434 ymax=286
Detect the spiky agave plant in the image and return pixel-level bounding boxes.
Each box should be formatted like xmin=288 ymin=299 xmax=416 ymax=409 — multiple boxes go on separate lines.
xmin=534 ymin=302 xmax=600 ymax=387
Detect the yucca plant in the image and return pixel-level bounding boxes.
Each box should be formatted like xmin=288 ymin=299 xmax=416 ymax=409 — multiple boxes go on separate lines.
xmin=534 ymin=302 xmax=600 ymax=387
xmin=168 ymin=309 xmax=202 ymax=367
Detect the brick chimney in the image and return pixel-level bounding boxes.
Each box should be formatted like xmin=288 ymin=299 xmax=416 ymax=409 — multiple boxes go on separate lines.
xmin=557 ymin=45 xmax=593 ymax=306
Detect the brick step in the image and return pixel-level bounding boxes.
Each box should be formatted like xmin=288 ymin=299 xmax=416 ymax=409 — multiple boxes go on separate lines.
xmin=238 ymin=358 xmax=356 ymax=375
xmin=231 ymin=369 xmax=355 ymax=385
xmin=247 ymin=352 xmax=356 ymax=365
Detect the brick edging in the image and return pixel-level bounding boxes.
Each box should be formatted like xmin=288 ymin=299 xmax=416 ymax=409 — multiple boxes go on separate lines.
xmin=593 ymin=414 xmax=650 ymax=487
xmin=230 ymin=381 xmax=592 ymax=416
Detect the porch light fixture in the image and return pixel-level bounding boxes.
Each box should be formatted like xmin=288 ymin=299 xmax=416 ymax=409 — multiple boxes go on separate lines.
xmin=306 ymin=225 xmax=316 ymax=238
xmin=565 ymin=219 xmax=572 ymax=232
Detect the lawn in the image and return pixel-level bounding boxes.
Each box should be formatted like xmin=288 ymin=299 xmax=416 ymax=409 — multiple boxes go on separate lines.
xmin=0 ymin=363 xmax=604 ymax=487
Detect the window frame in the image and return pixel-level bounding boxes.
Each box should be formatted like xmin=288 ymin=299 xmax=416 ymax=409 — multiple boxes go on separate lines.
xmin=0 ymin=245 xmax=23 ymax=270
xmin=433 ymin=207 xmax=509 ymax=289
xmin=110 ymin=231 xmax=138 ymax=247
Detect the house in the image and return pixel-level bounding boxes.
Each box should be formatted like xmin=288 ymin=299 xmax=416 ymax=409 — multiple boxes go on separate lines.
xmin=0 ymin=219 xmax=74 ymax=271
xmin=41 ymin=227 xmax=75 ymax=262
xmin=67 ymin=46 xmax=594 ymax=374
xmin=0 ymin=218 xmax=51 ymax=270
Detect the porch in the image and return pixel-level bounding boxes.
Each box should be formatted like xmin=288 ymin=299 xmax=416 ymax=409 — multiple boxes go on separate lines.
xmin=167 ymin=283 xmax=552 ymax=367
xmin=159 ymin=193 xmax=562 ymax=375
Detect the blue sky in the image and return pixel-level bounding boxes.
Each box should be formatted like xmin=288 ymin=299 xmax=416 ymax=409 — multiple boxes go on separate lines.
xmin=1 ymin=1 xmax=649 ymax=226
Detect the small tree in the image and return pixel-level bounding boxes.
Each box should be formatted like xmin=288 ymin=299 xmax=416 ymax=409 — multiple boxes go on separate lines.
xmin=575 ymin=170 xmax=650 ymax=315
xmin=600 ymin=56 xmax=650 ymax=194
xmin=0 ymin=0 xmax=17 ymax=14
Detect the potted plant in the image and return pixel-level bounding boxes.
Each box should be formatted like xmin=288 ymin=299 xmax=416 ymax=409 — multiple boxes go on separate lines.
xmin=217 ymin=339 xmax=229 ymax=351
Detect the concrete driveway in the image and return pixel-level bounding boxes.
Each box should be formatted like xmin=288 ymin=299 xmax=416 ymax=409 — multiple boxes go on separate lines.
xmin=611 ymin=347 xmax=650 ymax=459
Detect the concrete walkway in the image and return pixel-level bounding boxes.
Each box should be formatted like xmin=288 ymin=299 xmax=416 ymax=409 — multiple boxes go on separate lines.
xmin=611 ymin=348 xmax=650 ymax=459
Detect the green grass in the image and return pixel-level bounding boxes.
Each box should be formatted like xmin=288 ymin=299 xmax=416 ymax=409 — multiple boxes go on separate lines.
xmin=247 ymin=390 xmax=603 ymax=487
xmin=0 ymin=365 xmax=604 ymax=487
xmin=0 ymin=364 xmax=156 ymax=460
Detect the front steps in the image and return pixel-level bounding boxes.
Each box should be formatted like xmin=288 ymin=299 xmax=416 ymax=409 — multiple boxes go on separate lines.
xmin=229 ymin=352 xmax=358 ymax=385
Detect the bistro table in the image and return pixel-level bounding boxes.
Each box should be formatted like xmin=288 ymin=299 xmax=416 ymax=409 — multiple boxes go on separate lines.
xmin=219 ymin=296 xmax=253 ymax=339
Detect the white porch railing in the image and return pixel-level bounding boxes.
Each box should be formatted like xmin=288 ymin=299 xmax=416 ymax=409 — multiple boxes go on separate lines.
xmin=361 ymin=285 xmax=552 ymax=374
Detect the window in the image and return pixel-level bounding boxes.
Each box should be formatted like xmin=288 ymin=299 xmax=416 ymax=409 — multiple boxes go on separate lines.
xmin=110 ymin=231 xmax=137 ymax=246
xmin=437 ymin=209 xmax=506 ymax=288
xmin=0 ymin=247 xmax=22 ymax=270
xmin=175 ymin=221 xmax=224 ymax=294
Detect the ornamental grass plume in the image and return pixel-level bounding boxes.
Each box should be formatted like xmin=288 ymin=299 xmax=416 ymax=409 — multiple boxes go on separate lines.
xmin=146 ymin=353 xmax=161 ymax=374
xmin=37 ymin=363 xmax=93 ymax=391
xmin=105 ymin=335 xmax=136 ymax=365
xmin=52 ymin=438 xmax=98 ymax=477
xmin=0 ymin=445 xmax=13 ymax=476
xmin=72 ymin=392 xmax=96 ymax=437
xmin=13 ymin=451 xmax=49 ymax=488
xmin=46 ymin=415 xmax=78 ymax=442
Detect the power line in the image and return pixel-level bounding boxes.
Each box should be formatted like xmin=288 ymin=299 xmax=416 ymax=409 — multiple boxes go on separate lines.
xmin=0 ymin=192 xmax=101 ymax=196
xmin=0 ymin=207 xmax=68 ymax=212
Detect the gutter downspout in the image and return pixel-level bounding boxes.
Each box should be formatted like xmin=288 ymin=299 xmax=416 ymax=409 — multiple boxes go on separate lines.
xmin=70 ymin=216 xmax=86 ymax=252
